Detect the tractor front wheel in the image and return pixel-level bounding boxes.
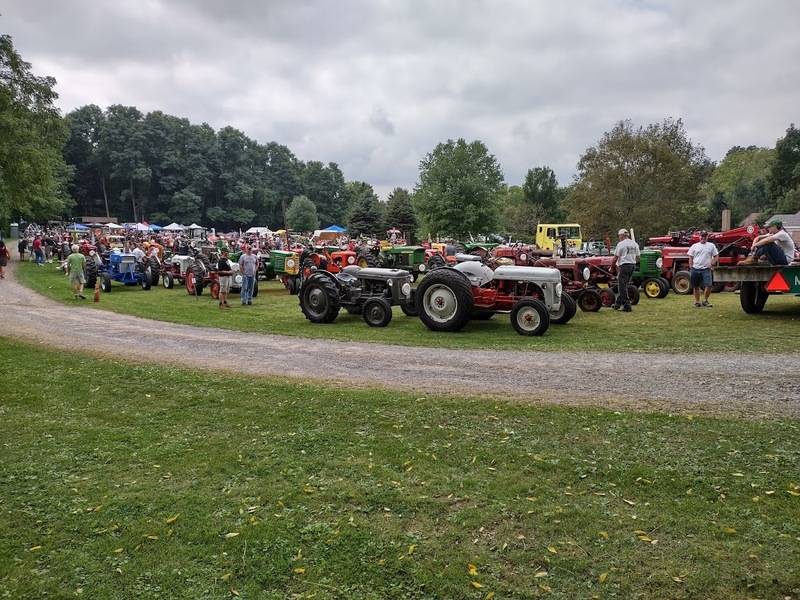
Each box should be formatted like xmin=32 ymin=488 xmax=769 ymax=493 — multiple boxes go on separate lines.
xmin=140 ymin=268 xmax=152 ymax=290
xmin=657 ymin=277 xmax=671 ymax=298
xmin=671 ymin=270 xmax=691 ymax=294
xmin=740 ymin=281 xmax=768 ymax=314
xmin=511 ymin=299 xmax=550 ymax=336
xmin=299 ymin=275 xmax=341 ymax=323
xmin=362 ymin=297 xmax=393 ymax=327
xmin=162 ymin=272 xmax=174 ymax=289
xmin=642 ymin=277 xmax=667 ymax=299
xmin=357 ymin=253 xmax=379 ymax=268
xmin=628 ymin=285 xmax=640 ymax=305
xmin=210 ymin=281 xmax=220 ymax=299
xmin=598 ymin=288 xmax=615 ymax=307
xmin=550 ymin=292 xmax=577 ymax=325
xmin=415 ymin=268 xmax=474 ymax=332
xmin=577 ymin=289 xmax=602 ymax=312
xmin=400 ymin=289 xmax=419 ymax=317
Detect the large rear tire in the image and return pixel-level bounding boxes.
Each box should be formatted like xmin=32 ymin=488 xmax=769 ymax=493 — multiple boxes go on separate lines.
xmin=740 ymin=281 xmax=768 ymax=314
xmin=550 ymin=292 xmax=577 ymax=325
xmin=356 ymin=253 xmax=379 ymax=268
xmin=415 ymin=267 xmax=474 ymax=332
xmin=299 ymin=275 xmax=341 ymax=323
xmin=84 ymin=259 xmax=98 ymax=291
xmin=140 ymin=268 xmax=152 ymax=290
xmin=671 ymin=270 xmax=691 ymax=294
xmin=511 ymin=299 xmax=550 ymax=336
xmin=148 ymin=256 xmax=161 ymax=287
xmin=426 ymin=254 xmax=446 ymax=271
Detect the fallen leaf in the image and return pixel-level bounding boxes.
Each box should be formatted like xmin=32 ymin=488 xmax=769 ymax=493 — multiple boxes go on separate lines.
xmin=165 ymin=515 xmax=179 ymax=525
xmin=672 ymin=576 xmax=684 ymax=583
xmin=547 ymin=546 xmax=558 ymax=554
xmin=722 ymin=527 xmax=737 ymax=534
xmin=468 ymin=563 xmax=478 ymax=576
xmin=230 ymin=590 xmax=239 ymax=597
xmin=599 ymin=572 xmax=608 ymax=584
xmin=221 ymin=573 xmax=232 ymax=582
xmin=29 ymin=545 xmax=42 ymax=552
xmin=534 ymin=571 xmax=548 ymax=578
xmin=225 ymin=532 xmax=240 ymax=539
xmin=637 ymin=535 xmax=652 ymax=542
xmin=538 ymin=584 xmax=552 ymax=592
xmin=788 ymin=490 xmax=800 ymax=497
xmin=113 ymin=548 xmax=123 ymax=554
xmin=293 ymin=567 xmax=305 ymax=574
xmin=485 ymin=593 xmax=495 ymax=600
xmin=622 ymin=498 xmax=636 ymax=506
xmin=408 ymin=544 xmax=416 ymax=555
xmin=598 ymin=531 xmax=609 ymax=540
xmin=470 ymin=581 xmax=483 ymax=589
xmin=145 ymin=535 xmax=158 ymax=541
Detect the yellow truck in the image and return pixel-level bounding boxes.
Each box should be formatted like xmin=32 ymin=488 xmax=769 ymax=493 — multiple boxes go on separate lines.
xmin=535 ymin=224 xmax=583 ymax=254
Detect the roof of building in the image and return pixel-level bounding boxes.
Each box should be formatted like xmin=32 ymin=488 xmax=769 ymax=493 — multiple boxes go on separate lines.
xmin=766 ymin=211 xmax=800 ymax=228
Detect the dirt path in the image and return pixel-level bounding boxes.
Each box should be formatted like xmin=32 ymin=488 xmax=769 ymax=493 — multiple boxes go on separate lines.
xmin=2 ymin=255 xmax=799 ymax=419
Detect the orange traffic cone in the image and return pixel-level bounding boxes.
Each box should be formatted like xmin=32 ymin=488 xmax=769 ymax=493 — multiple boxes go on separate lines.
xmin=94 ymin=279 xmax=100 ymax=302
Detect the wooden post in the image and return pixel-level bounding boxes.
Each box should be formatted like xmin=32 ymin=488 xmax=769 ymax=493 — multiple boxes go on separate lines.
xmin=721 ymin=209 xmax=731 ymax=231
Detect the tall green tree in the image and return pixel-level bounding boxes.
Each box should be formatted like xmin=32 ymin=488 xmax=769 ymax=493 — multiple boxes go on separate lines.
xmin=413 ymin=138 xmax=504 ymax=237
xmin=346 ymin=182 xmax=385 ymax=237
xmin=64 ymin=104 xmax=107 ymax=217
xmin=522 ymin=166 xmax=563 ymax=222
xmin=285 ymin=195 xmax=320 ymax=231
xmin=702 ymin=146 xmax=774 ymax=224
xmin=563 ymin=119 xmax=712 ymax=240
xmin=385 ymin=187 xmax=418 ymax=242
xmin=302 ymin=161 xmax=347 ymax=227
xmin=769 ymin=124 xmax=800 ymax=214
xmin=498 ymin=185 xmax=536 ymax=241
xmin=0 ymin=34 xmax=72 ymax=227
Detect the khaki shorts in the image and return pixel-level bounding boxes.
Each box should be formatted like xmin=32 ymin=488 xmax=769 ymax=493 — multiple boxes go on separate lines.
xmin=218 ymin=276 xmax=232 ymax=293
xmin=70 ymin=271 xmax=85 ymax=285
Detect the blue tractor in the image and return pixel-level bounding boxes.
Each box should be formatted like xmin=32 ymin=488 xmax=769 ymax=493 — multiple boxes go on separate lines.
xmin=99 ymin=251 xmax=153 ymax=292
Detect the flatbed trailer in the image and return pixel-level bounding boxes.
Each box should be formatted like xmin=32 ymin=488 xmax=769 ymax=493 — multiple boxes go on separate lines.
xmin=714 ymin=264 xmax=800 ymax=313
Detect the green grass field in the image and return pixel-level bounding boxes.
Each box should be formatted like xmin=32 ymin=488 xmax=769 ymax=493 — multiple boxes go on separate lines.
xmin=1 ymin=339 xmax=799 ymax=598
xmin=15 ymin=260 xmax=800 ymax=352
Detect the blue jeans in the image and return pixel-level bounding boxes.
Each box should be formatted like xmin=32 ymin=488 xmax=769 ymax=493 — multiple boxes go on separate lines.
xmin=754 ymin=242 xmax=789 ymax=265
xmin=35 ymin=249 xmax=44 ymax=264
xmin=240 ymin=275 xmax=255 ymax=303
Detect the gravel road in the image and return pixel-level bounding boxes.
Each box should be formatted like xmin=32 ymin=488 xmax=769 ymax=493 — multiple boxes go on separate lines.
xmin=2 ymin=257 xmax=798 ymax=419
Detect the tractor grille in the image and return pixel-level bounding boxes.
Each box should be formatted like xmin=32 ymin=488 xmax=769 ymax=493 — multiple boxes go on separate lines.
xmin=270 ymin=254 xmax=285 ymax=271
xmin=641 ymin=252 xmax=658 ymax=271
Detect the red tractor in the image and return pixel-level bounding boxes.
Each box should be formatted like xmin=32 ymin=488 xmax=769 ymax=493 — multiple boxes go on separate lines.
xmin=647 ymin=225 xmax=762 ymax=294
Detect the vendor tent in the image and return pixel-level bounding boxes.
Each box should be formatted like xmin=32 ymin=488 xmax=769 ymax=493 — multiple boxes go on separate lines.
xmin=322 ymin=225 xmax=346 ymax=233
xmin=187 ymin=223 xmax=205 ymax=230
xmin=107 ymin=223 xmax=124 ymax=229
xmin=149 ymin=224 xmax=162 ymax=232
xmin=246 ymin=226 xmax=273 ymax=235
xmin=66 ymin=223 xmax=89 ymax=232
xmin=163 ymin=222 xmax=185 ymax=231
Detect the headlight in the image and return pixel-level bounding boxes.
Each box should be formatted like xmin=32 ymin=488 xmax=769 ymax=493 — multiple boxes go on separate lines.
xmin=387 ymin=279 xmax=393 ymax=286
xmin=656 ymin=257 xmax=663 ymax=269
xmin=419 ymin=263 xmax=426 ymax=271
xmin=401 ymin=282 xmax=411 ymax=296
xmin=347 ymin=255 xmax=355 ymax=264
xmin=286 ymin=258 xmax=296 ymax=268
xmin=519 ymin=253 xmax=527 ymax=261
xmin=556 ymin=282 xmax=563 ymax=295
xmin=582 ymin=267 xmax=591 ymax=280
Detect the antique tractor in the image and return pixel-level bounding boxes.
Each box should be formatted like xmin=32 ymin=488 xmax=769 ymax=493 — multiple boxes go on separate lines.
xmin=631 ymin=249 xmax=670 ymax=298
xmin=299 ymin=266 xmax=416 ymax=327
xmin=262 ymin=249 xmax=302 ymax=293
xmin=414 ymin=261 xmax=571 ymax=336
xmin=377 ymin=245 xmax=430 ymax=280
xmin=99 ymin=250 xmax=153 ymax=292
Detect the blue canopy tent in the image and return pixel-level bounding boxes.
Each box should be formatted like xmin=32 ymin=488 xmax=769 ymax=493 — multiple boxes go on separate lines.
xmin=66 ymin=223 xmax=89 ymax=232
xmin=322 ymin=225 xmax=346 ymax=233
xmin=149 ymin=224 xmax=162 ymax=232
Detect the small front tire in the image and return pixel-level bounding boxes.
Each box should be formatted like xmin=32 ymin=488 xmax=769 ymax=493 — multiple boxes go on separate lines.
xmin=362 ymin=297 xmax=393 ymax=327
xmin=511 ymin=299 xmax=550 ymax=336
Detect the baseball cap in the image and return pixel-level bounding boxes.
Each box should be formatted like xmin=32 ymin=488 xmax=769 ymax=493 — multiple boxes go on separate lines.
xmin=699 ymin=230 xmax=709 ymax=237
xmin=618 ymin=228 xmax=629 ymax=236
xmin=766 ymin=218 xmax=782 ymax=227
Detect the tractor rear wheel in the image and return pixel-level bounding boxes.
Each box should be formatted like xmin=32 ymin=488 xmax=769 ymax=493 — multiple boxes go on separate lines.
xmin=148 ymin=256 xmax=160 ymax=287
xmin=162 ymin=272 xmax=174 ymax=289
xmin=288 ymin=276 xmax=300 ymax=295
xmin=140 ymin=268 xmax=152 ymax=290
xmin=657 ymin=277 xmax=671 ymax=298
xmin=363 ymin=297 xmax=393 ymax=327
xmin=84 ymin=259 xmax=98 ymax=291
xmin=101 ymin=274 xmax=112 ymax=293
xmin=511 ymin=299 xmax=550 ymax=336
xmin=740 ymin=281 xmax=768 ymax=314
xmin=550 ymin=292 xmax=577 ymax=325
xmin=642 ymin=277 xmax=667 ymax=299
xmin=671 ymin=270 xmax=691 ymax=294
xmin=426 ymin=254 xmax=446 ymax=271
xmin=628 ymin=285 xmax=640 ymax=305
xmin=415 ymin=268 xmax=474 ymax=332
xmin=400 ymin=289 xmax=419 ymax=316
xmin=299 ymin=274 xmax=341 ymax=323
xmin=577 ymin=289 xmax=602 ymax=312
xmin=357 ymin=253 xmax=379 ymax=268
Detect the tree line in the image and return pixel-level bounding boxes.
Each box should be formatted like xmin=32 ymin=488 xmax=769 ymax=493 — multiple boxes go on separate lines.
xmin=2 ymin=33 xmax=799 ymax=243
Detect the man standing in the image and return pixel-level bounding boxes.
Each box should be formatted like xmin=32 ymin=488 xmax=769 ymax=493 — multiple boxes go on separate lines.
xmin=66 ymin=244 xmax=87 ymax=300
xmin=217 ymin=249 xmax=233 ymax=309
xmin=238 ymin=245 xmax=258 ymax=305
xmin=740 ymin=219 xmax=796 ymax=265
xmin=687 ymin=231 xmax=719 ymax=307
xmin=611 ymin=228 xmax=640 ymax=312
xmin=32 ymin=235 xmax=44 ymax=266
xmin=17 ymin=238 xmax=27 ymax=262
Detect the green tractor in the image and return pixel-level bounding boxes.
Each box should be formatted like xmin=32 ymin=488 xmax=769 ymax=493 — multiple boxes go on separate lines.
xmin=632 ymin=249 xmax=670 ymax=298
xmin=377 ymin=245 xmax=429 ymax=280
xmin=262 ymin=249 xmax=303 ymax=293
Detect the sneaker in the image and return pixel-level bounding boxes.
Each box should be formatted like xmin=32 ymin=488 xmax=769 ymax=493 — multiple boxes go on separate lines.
xmin=702 ymin=300 xmax=712 ymax=307
xmin=611 ymin=304 xmax=620 ymax=311
xmin=78 ymin=294 xmax=86 ymax=300
xmin=622 ymin=306 xmax=632 ymax=312
xmin=694 ymin=301 xmax=702 ymax=307
xmin=247 ymin=301 xmax=252 ymax=305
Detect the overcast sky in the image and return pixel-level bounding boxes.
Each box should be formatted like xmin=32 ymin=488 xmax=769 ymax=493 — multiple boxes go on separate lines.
xmin=3 ymin=1 xmax=799 ymax=198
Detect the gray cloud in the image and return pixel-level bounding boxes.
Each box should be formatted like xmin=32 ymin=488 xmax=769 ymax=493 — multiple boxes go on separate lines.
xmin=3 ymin=0 xmax=799 ymax=198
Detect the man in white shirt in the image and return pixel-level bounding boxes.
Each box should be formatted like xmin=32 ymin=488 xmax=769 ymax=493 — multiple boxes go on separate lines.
xmin=611 ymin=228 xmax=640 ymax=312
xmin=740 ymin=219 xmax=796 ymax=265
xmin=687 ymin=231 xmax=719 ymax=307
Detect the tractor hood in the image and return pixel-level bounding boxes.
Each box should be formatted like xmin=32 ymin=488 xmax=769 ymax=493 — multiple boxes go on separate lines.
xmin=355 ymin=267 xmax=413 ymax=282
xmin=492 ymin=265 xmax=561 ymax=283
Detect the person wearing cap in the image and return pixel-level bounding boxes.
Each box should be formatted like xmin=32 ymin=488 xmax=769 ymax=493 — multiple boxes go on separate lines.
xmin=217 ymin=249 xmax=233 ymax=309
xmin=611 ymin=228 xmax=640 ymax=312
xmin=65 ymin=244 xmax=87 ymax=300
xmin=687 ymin=231 xmax=719 ymax=307
xmin=740 ymin=219 xmax=795 ymax=266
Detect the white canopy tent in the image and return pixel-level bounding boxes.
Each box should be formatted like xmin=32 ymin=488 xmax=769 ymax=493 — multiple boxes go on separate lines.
xmin=187 ymin=223 xmax=205 ymax=230
xmin=107 ymin=223 xmax=124 ymax=230
xmin=246 ymin=226 xmax=273 ymax=235
xmin=162 ymin=223 xmax=185 ymax=231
